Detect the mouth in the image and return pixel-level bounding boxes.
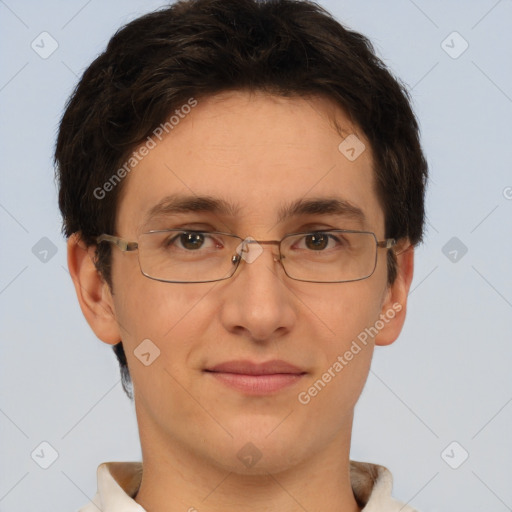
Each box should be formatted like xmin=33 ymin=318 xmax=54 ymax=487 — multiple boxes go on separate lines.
xmin=204 ymin=360 xmax=307 ymax=395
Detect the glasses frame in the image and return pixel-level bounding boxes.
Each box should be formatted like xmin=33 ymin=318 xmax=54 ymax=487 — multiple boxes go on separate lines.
xmin=95 ymin=229 xmax=396 ymax=284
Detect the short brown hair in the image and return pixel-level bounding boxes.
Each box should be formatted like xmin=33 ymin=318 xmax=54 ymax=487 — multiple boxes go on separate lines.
xmin=55 ymin=0 xmax=428 ymax=399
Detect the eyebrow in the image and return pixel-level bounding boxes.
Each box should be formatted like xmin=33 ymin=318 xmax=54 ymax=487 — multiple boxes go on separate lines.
xmin=277 ymin=197 xmax=366 ymax=225
xmin=140 ymin=194 xmax=366 ymax=230
xmin=140 ymin=194 xmax=241 ymax=230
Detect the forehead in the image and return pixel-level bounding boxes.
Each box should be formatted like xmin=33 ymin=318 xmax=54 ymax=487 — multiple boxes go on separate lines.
xmin=115 ymin=91 xmax=384 ymax=236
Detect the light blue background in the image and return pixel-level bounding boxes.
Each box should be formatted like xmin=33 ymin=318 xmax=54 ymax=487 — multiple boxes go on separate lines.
xmin=1 ymin=1 xmax=511 ymax=511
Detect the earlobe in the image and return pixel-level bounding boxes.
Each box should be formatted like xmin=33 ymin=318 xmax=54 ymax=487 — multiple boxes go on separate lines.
xmin=67 ymin=232 xmax=121 ymax=345
xmin=374 ymin=241 xmax=415 ymax=347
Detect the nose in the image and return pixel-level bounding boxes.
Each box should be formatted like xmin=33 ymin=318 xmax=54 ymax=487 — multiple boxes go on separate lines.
xmin=219 ymin=239 xmax=297 ymax=342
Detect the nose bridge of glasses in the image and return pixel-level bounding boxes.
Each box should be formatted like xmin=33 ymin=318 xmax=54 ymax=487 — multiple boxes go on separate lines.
xmin=235 ymin=237 xmax=282 ymax=265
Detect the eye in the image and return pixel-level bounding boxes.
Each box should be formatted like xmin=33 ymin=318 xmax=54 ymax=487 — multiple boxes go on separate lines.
xmin=178 ymin=232 xmax=206 ymax=250
xmin=164 ymin=231 xmax=221 ymax=251
xmin=300 ymin=232 xmax=344 ymax=251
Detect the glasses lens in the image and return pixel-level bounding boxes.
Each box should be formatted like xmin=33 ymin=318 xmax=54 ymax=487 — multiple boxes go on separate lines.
xmin=280 ymin=231 xmax=377 ymax=282
xmin=138 ymin=230 xmax=240 ymax=283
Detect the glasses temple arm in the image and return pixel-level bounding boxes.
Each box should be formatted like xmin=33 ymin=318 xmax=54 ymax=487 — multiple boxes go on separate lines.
xmin=377 ymin=238 xmax=397 ymax=249
xmin=96 ymin=234 xmax=138 ymax=252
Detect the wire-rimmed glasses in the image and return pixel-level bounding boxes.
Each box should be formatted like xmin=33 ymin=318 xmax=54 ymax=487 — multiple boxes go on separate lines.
xmin=95 ymin=229 xmax=396 ymax=283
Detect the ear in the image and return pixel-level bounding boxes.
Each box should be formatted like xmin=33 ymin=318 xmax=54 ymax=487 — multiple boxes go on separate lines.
xmin=67 ymin=232 xmax=121 ymax=345
xmin=374 ymin=240 xmax=415 ymax=347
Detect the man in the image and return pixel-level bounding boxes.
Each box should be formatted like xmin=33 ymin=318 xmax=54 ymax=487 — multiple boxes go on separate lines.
xmin=56 ymin=0 xmax=428 ymax=510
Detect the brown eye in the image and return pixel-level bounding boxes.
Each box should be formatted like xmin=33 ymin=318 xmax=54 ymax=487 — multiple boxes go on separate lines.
xmin=305 ymin=233 xmax=329 ymax=250
xmin=161 ymin=231 xmax=225 ymax=253
xmin=179 ymin=232 xmax=205 ymax=250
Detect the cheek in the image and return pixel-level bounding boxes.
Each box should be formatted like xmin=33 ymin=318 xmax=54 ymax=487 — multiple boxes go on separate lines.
xmin=295 ymin=292 xmax=379 ymax=428
xmin=299 ymin=279 xmax=385 ymax=345
xmin=296 ymin=281 xmax=384 ymax=393
xmin=111 ymin=258 xmax=218 ymax=374
xmin=111 ymin=247 xmax=214 ymax=335
xmin=112 ymin=279 xmax=220 ymax=423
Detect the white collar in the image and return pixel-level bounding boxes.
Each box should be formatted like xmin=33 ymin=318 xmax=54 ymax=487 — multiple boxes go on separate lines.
xmin=79 ymin=460 xmax=417 ymax=512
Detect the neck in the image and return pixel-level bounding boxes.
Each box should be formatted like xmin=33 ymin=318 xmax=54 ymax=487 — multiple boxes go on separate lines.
xmin=134 ymin=416 xmax=361 ymax=512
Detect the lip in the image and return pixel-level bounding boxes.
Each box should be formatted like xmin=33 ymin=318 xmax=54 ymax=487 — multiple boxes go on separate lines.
xmin=204 ymin=359 xmax=307 ymax=395
xmin=207 ymin=359 xmax=304 ymax=375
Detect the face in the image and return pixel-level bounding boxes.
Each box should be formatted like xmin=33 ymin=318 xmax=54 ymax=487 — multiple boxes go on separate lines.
xmin=86 ymin=91 xmax=411 ymax=474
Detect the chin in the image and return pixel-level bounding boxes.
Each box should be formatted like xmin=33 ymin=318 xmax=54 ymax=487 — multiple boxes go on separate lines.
xmin=204 ymin=423 xmax=309 ymax=475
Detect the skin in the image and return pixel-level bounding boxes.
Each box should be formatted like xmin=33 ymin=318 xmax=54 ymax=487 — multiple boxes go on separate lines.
xmin=68 ymin=91 xmax=414 ymax=512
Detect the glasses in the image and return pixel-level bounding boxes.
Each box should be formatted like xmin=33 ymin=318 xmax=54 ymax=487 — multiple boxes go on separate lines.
xmin=95 ymin=229 xmax=396 ymax=284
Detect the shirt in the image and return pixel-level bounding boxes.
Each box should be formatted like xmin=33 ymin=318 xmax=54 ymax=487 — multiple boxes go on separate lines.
xmin=78 ymin=460 xmax=418 ymax=512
